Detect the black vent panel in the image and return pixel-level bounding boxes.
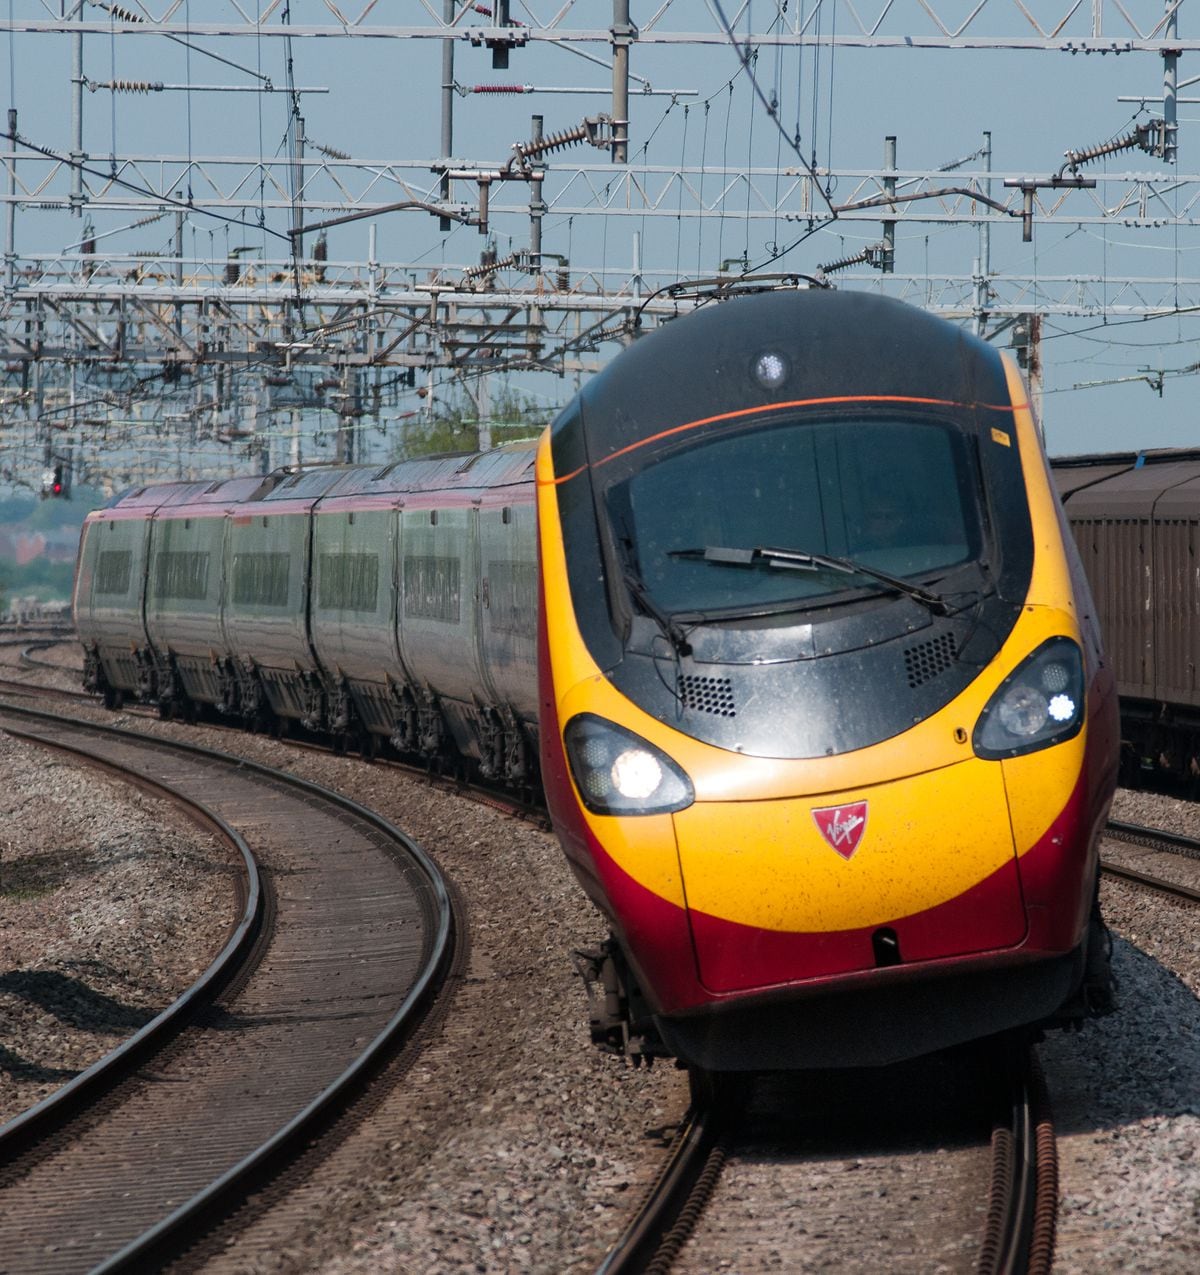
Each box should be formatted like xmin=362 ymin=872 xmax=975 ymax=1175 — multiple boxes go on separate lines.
xmin=678 ymin=674 xmax=736 ymax=717
xmin=903 ymin=633 xmax=957 ymax=688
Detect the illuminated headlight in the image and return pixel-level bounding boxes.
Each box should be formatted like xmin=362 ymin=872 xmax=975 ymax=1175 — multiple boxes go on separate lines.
xmin=753 ymin=351 xmax=789 ymax=389
xmin=563 ymin=714 xmax=694 ymax=816
xmin=973 ymin=637 xmax=1085 ymax=759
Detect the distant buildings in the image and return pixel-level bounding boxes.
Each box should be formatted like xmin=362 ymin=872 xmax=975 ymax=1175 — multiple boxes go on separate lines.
xmin=0 ymin=524 xmax=79 ymax=566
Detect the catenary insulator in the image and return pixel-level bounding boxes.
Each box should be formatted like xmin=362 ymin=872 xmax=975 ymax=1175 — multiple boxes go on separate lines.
xmin=311 ymin=140 xmax=351 ymax=160
xmin=463 ymin=252 xmax=517 ymax=282
xmin=1062 ymin=122 xmax=1162 ymax=174
xmin=512 ymin=123 xmax=588 ymax=165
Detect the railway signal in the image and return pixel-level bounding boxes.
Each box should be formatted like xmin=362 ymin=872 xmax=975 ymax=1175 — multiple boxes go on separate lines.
xmin=41 ymin=463 xmax=68 ymax=499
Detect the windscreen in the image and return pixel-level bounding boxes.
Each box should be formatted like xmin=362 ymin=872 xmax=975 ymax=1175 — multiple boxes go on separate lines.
xmin=607 ymin=416 xmax=983 ymax=615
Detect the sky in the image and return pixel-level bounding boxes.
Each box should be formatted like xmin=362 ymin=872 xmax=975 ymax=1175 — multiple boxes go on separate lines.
xmin=3 ymin=3 xmax=1200 ymax=471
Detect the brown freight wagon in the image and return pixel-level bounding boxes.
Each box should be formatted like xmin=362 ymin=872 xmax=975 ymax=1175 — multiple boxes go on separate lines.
xmin=1052 ymin=449 xmax=1200 ymax=782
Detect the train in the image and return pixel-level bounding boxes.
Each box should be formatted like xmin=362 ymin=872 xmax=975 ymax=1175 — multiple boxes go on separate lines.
xmin=74 ymin=286 xmax=1120 ymax=1074
xmin=1053 ymin=447 xmax=1200 ymax=788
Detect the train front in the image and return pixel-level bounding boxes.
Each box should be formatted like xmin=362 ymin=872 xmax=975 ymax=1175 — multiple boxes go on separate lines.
xmin=537 ymin=289 xmax=1118 ymax=1071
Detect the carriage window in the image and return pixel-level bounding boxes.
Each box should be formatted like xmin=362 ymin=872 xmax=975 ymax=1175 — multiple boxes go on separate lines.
xmin=404 ymin=555 xmax=461 ymax=623
xmin=154 ymin=551 xmax=210 ymax=601
xmin=95 ymin=550 xmax=133 ymax=596
xmin=232 ymin=552 xmax=290 ymax=607
xmin=318 ymin=553 xmax=379 ymax=612
xmin=487 ymin=560 xmax=537 ymax=637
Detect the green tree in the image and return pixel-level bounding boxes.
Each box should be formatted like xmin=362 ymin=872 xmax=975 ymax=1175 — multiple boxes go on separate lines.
xmin=394 ymin=385 xmax=554 ymax=460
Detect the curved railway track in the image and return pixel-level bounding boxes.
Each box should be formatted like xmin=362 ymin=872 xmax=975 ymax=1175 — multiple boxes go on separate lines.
xmin=597 ymin=1046 xmax=1057 ymax=1275
xmin=4 ymin=650 xmax=1195 ymax=1273
xmin=0 ymin=701 xmax=457 ymax=1274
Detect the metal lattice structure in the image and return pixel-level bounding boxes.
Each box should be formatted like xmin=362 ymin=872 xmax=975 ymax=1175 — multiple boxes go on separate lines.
xmin=1 ymin=2 xmax=1197 ymax=490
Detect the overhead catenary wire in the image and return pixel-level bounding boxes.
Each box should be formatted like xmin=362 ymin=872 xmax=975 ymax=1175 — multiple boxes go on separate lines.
xmin=707 ymin=0 xmax=837 ymax=221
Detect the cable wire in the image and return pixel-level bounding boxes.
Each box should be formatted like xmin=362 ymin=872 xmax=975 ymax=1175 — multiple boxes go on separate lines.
xmin=707 ymin=0 xmax=836 ymax=219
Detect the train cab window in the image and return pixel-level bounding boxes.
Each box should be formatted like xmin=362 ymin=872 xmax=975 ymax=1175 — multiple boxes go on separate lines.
xmin=608 ymin=416 xmax=982 ymax=616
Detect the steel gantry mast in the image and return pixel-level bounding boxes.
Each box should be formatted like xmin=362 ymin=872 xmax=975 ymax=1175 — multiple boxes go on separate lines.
xmin=1 ymin=1 xmax=1197 ymax=489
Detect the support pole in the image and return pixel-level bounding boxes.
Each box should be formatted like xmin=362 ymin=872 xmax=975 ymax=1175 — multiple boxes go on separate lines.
xmin=529 ymin=115 xmax=544 ymax=269
xmin=477 ymin=376 xmax=491 ymax=452
xmin=1164 ymin=0 xmax=1179 ymax=163
xmin=975 ymin=130 xmax=992 ymax=336
xmin=611 ymin=0 xmax=633 ymax=164
xmin=70 ymin=8 xmax=84 ymax=217
xmin=292 ymin=114 xmax=305 ymax=256
xmin=440 ymin=0 xmax=455 ymax=230
xmin=1028 ymin=313 xmax=1044 ymax=439
xmin=882 ymin=136 xmax=896 ymax=272
xmin=175 ymin=197 xmax=184 ymax=287
xmin=5 ymin=108 xmax=16 ymax=297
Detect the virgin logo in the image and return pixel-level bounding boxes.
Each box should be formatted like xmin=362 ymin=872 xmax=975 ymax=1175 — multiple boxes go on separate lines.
xmin=811 ymin=802 xmax=868 ymax=859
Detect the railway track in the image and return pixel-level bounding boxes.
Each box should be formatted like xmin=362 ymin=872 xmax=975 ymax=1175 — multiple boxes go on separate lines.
xmin=0 ymin=667 xmax=551 ymax=833
xmin=595 ymin=815 xmax=1198 ymax=1274
xmin=0 ymin=702 xmax=457 ymax=1274
xmin=1101 ymin=819 xmax=1200 ymax=906
xmin=4 ymin=652 xmax=1188 ymax=1269
xmin=597 ymin=1046 xmax=1057 ymax=1275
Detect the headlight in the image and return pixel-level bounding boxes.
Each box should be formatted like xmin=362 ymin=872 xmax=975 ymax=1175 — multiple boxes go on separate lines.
xmin=563 ymin=714 xmax=695 ymax=815
xmin=973 ymin=637 xmax=1085 ymax=759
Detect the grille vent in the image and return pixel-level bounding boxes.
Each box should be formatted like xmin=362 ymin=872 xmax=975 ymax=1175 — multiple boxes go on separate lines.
xmin=678 ymin=674 xmax=737 ymax=717
xmin=903 ymin=633 xmax=958 ymax=688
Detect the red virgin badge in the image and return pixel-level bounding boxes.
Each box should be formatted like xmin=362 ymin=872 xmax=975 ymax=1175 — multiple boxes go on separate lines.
xmin=811 ymin=802 xmax=868 ymax=860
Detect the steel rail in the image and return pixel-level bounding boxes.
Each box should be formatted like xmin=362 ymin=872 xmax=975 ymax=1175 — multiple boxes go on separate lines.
xmin=1103 ymin=818 xmax=1200 ymax=904
xmin=0 ymin=701 xmax=456 ymax=1273
xmin=979 ymin=1048 xmax=1057 ymax=1275
xmin=595 ymin=1101 xmax=725 ymax=1275
xmin=1102 ymin=860 xmax=1200 ymax=905
xmin=0 ymin=711 xmax=262 ymax=1160
xmin=16 ymin=640 xmax=66 ymax=670
xmin=1107 ymin=817 xmax=1200 ymax=864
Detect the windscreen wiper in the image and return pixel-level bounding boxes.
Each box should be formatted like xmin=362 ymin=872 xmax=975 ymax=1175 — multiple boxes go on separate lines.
xmin=611 ymin=519 xmax=696 ymax=656
xmin=668 ymin=544 xmax=952 ymax=615
xmin=622 ymin=569 xmax=694 ymax=656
